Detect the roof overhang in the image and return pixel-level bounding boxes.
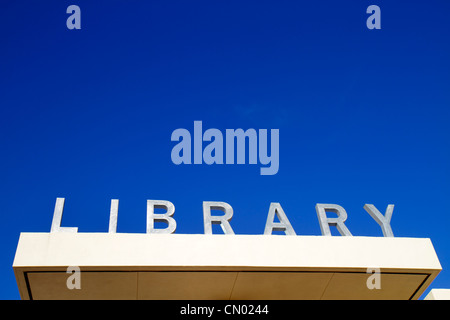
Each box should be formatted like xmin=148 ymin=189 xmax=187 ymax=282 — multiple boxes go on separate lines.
xmin=13 ymin=233 xmax=441 ymax=300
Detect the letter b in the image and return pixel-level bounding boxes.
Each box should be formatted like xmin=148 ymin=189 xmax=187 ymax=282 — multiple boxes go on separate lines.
xmin=146 ymin=200 xmax=177 ymax=234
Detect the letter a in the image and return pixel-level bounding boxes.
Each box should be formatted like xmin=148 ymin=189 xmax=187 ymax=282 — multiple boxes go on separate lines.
xmin=171 ymin=128 xmax=192 ymax=164
xmin=66 ymin=266 xmax=81 ymax=290
xmin=67 ymin=5 xmax=81 ymax=30
xmin=264 ymin=203 xmax=296 ymax=235
xmin=366 ymin=268 xmax=381 ymax=290
xmin=366 ymin=5 xmax=381 ymax=29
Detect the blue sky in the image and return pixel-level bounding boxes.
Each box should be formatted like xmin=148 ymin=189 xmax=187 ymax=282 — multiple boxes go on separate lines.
xmin=1 ymin=0 xmax=450 ymax=299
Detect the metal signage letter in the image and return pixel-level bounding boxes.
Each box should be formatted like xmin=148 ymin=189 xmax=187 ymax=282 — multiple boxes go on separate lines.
xmin=364 ymin=204 xmax=394 ymax=237
xmin=264 ymin=202 xmax=296 ymax=235
xmin=315 ymin=203 xmax=352 ymax=236
xmin=50 ymin=198 xmax=78 ymax=233
xmin=146 ymin=200 xmax=177 ymax=234
xmin=203 ymin=201 xmax=235 ymax=235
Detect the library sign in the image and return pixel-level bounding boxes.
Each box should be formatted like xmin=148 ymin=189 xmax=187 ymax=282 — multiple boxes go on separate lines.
xmin=50 ymin=198 xmax=394 ymax=237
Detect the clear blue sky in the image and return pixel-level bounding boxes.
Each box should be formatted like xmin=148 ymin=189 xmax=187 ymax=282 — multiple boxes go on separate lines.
xmin=1 ymin=0 xmax=450 ymax=299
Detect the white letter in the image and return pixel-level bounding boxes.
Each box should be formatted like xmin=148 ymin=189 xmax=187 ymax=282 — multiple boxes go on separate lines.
xmin=66 ymin=266 xmax=81 ymax=290
xmin=225 ymin=129 xmax=257 ymax=164
xmin=264 ymin=202 xmax=296 ymax=235
xmin=147 ymin=200 xmax=176 ymax=234
xmin=203 ymin=128 xmax=223 ymax=164
xmin=171 ymin=128 xmax=191 ymax=164
xmin=366 ymin=267 xmax=381 ymax=289
xmin=259 ymin=129 xmax=279 ymax=175
xmin=203 ymin=201 xmax=234 ymax=234
xmin=50 ymin=198 xmax=78 ymax=233
xmin=315 ymin=203 xmax=352 ymax=236
xmin=364 ymin=204 xmax=394 ymax=237
xmin=194 ymin=121 xmax=203 ymax=164
xmin=66 ymin=5 xmax=81 ymax=30
xmin=366 ymin=5 xmax=381 ymax=30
